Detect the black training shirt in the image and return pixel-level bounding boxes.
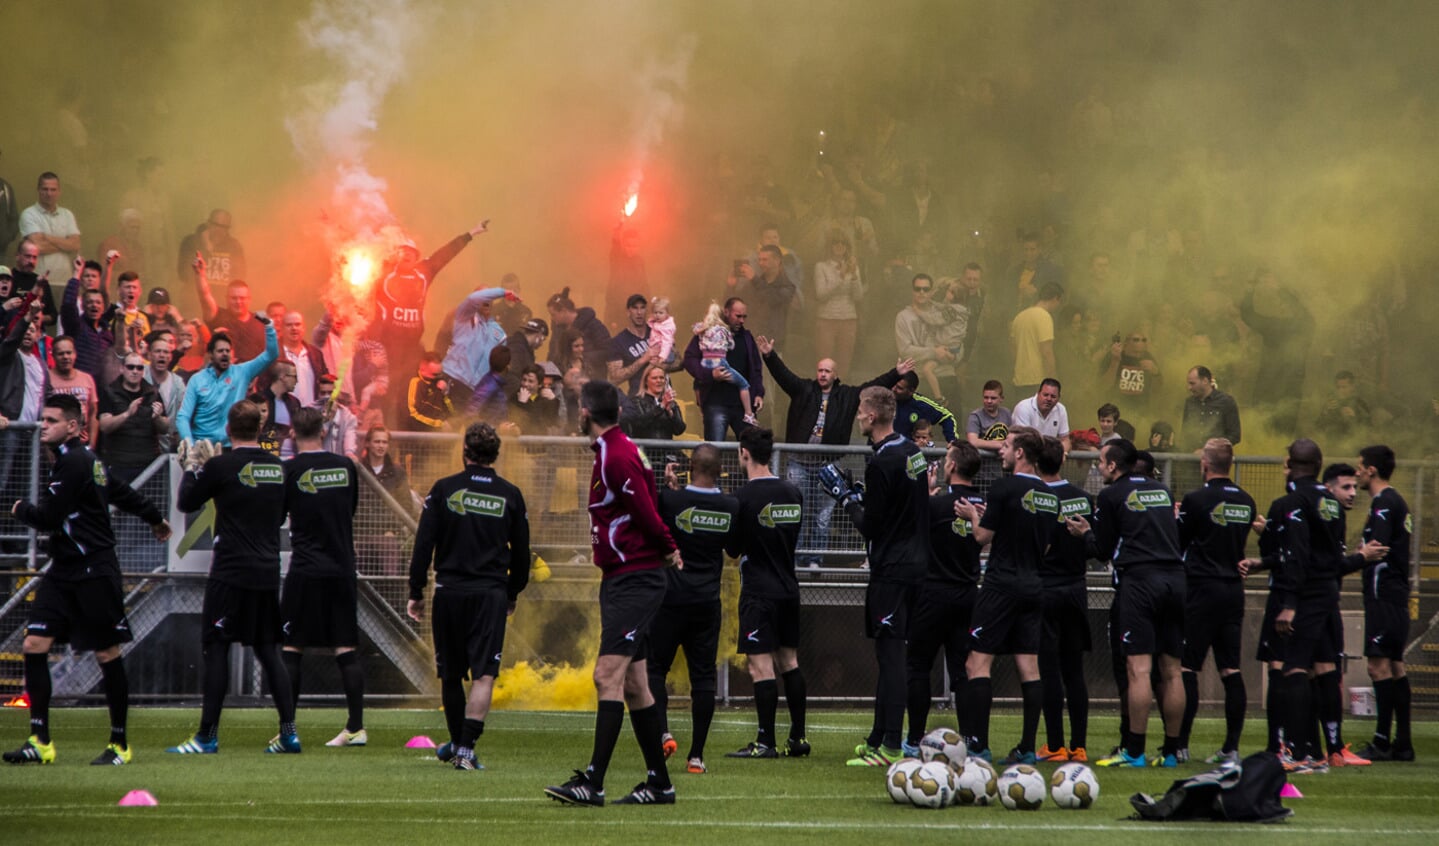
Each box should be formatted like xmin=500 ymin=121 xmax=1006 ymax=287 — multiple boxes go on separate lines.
xmin=178 ymin=446 xmax=287 ymax=589
xmin=927 ymin=483 xmax=985 ymax=586
xmin=726 ymin=475 xmax=803 ymax=600
xmin=1091 ymin=475 xmax=1183 ymax=573
xmin=659 ymin=485 xmax=740 ymax=605
xmin=1176 ymin=477 xmax=1255 ymax=582
xmin=284 ymin=451 xmax=359 ymax=579
xmin=978 ymin=472 xmax=1058 ymax=596
xmin=1362 ymin=486 xmax=1411 ymax=604
xmin=409 ymin=463 xmax=530 ymax=601
xmin=1042 ymin=479 xmax=1094 ymax=585
xmin=13 ymin=437 xmax=163 ymax=579
xmin=845 ymin=432 xmax=930 ymax=584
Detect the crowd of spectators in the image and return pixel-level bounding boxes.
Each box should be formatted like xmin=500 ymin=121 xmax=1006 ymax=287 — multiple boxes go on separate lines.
xmin=0 ymin=98 xmax=1426 ymax=522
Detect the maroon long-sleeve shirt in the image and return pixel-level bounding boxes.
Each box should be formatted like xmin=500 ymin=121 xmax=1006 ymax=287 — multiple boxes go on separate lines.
xmin=587 ymin=425 xmax=676 ymax=578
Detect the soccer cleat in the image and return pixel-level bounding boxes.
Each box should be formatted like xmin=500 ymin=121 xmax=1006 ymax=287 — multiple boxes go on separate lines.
xmin=901 ymin=740 xmax=921 ymax=758
xmin=1355 ymin=741 xmax=1392 ymax=762
xmin=1391 ymin=747 xmax=1416 ymax=762
xmin=1207 ymin=749 xmax=1240 ymax=766
xmin=91 ymin=743 xmax=131 ymax=766
xmin=725 ymin=741 xmax=778 ymax=759
xmin=1175 ymin=747 xmax=1190 ymax=764
xmin=1279 ymin=751 xmax=1309 ymax=774
xmin=453 ymin=748 xmax=483 ymax=771
xmin=545 ymin=770 xmax=605 ymax=807
xmin=1149 ymin=752 xmax=1178 ymax=768
xmin=686 ymin=757 xmax=706 ymax=774
xmin=264 ymin=733 xmax=302 ymax=754
xmin=1068 ymin=747 xmax=1088 ymax=763
xmin=660 ymin=732 xmax=677 ymax=759
xmin=436 ymin=742 xmax=456 ymax=763
xmin=852 ymin=741 xmax=874 ymax=757
xmin=1037 ymin=744 xmax=1069 ymax=762
xmin=166 ymin=735 xmax=218 ymax=755
xmin=1001 ymin=747 xmax=1037 ymax=766
xmin=970 ymin=747 xmax=993 ymax=763
xmin=326 ymin=728 xmax=367 ymax=747
xmin=845 ymin=746 xmax=900 ymax=767
xmin=782 ymin=736 xmax=811 ymax=758
xmin=612 ymin=781 xmax=676 ymax=805
xmin=4 ymin=736 xmax=55 ymax=764
xmin=1097 ymin=749 xmax=1146 ymax=768
xmin=1300 ymin=756 xmax=1329 ymax=775
xmin=1329 ymin=745 xmax=1371 ymax=767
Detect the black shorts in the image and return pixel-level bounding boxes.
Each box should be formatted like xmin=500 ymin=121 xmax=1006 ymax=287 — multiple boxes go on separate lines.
xmin=1256 ymin=592 xmax=1286 ymax=664
xmin=431 ymin=587 xmax=509 ymax=681
xmin=26 ymin=570 xmax=131 ymax=652
xmin=1117 ymin=567 xmax=1185 ymax=658
xmin=907 ymin=582 xmax=975 ymax=689
xmin=599 ymin=568 xmax=667 ymax=658
xmin=648 ymin=600 xmax=722 ymax=692
xmin=203 ymin=580 xmax=282 ymax=646
xmin=1182 ymin=579 xmax=1245 ymax=671
xmin=738 ymin=593 xmax=802 ymax=654
xmin=1282 ymin=593 xmax=1341 ymax=673
xmin=864 ymin=580 xmax=918 ymax=640
xmin=281 ymin=573 xmax=359 ymax=648
xmin=1041 ymin=581 xmax=1092 ymax=653
xmin=969 ymin=587 xmax=1041 ymax=656
xmin=1364 ymin=599 xmax=1408 ymax=661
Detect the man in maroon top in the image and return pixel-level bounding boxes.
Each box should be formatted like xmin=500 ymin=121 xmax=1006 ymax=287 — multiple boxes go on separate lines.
xmin=545 ymin=380 xmax=680 ymax=807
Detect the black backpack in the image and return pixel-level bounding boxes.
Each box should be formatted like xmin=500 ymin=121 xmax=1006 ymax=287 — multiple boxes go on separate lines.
xmin=1129 ymin=751 xmax=1293 ymax=823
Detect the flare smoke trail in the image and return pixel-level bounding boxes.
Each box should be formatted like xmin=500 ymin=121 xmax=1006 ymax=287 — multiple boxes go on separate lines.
xmin=622 ymin=34 xmax=697 ymax=208
xmin=287 ymin=0 xmax=424 ymax=349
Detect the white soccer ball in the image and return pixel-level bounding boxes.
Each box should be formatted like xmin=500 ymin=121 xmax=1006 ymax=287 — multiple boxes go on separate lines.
xmin=1050 ymin=762 xmax=1100 ymax=809
xmin=954 ymin=757 xmax=999 ymax=806
xmin=906 ymin=761 xmax=957 ymax=809
xmin=997 ymin=764 xmax=1046 ymax=810
xmin=918 ymin=727 xmax=968 ymax=770
xmin=886 ymin=757 xmax=923 ymax=804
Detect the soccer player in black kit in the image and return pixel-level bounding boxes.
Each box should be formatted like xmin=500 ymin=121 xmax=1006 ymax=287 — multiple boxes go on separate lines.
xmin=1035 ymin=436 xmax=1093 ymax=763
xmin=279 ymin=408 xmax=366 ymax=749
xmin=903 ymin=440 xmax=986 ymax=754
xmin=1238 ymin=440 xmax=1376 ymax=773
xmin=408 ymin=422 xmax=530 ymax=771
xmin=1073 ymin=437 xmax=1185 ymax=768
xmin=822 ymin=386 xmax=929 ymax=766
xmin=3 ymin=395 xmax=171 ymax=766
xmin=1174 ymin=438 xmax=1255 ymax=765
xmin=648 ymin=444 xmax=740 ymax=773
xmin=952 ymin=427 xmax=1056 ymax=765
xmin=724 ymin=428 xmax=811 ymax=761
xmin=1355 ymin=445 xmax=1415 ymax=762
xmin=169 ymin=400 xmax=298 ymax=755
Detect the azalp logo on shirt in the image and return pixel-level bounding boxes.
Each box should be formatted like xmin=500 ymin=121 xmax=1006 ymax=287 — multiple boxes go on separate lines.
xmin=238 ymin=462 xmax=284 ymax=488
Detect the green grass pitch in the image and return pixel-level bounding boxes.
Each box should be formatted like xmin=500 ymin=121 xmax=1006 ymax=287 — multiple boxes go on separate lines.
xmin=3 ymin=706 xmax=1438 ymax=844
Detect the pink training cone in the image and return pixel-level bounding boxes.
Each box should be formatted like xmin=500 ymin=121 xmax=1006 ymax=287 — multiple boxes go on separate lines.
xmin=118 ymin=790 xmax=158 ymax=807
xmin=1279 ymin=783 xmax=1303 ymax=799
xmin=405 ymin=735 xmax=437 ymax=749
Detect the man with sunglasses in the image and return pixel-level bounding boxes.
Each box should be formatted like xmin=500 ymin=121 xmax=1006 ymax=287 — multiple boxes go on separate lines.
xmin=97 ymin=353 xmax=167 ymax=483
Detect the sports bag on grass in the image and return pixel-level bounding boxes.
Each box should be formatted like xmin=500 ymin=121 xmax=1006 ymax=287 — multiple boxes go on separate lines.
xmin=1128 ymin=750 xmax=1292 ymax=823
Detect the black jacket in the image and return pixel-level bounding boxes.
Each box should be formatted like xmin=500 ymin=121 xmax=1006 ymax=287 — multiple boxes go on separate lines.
xmin=13 ymin=437 xmax=164 ymax=577
xmin=762 ymin=349 xmax=901 ymax=445
xmin=843 ymin=432 xmax=931 ymax=583
xmin=409 ymin=463 xmax=530 ymax=601
xmin=622 ymin=392 xmax=686 ymax=440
